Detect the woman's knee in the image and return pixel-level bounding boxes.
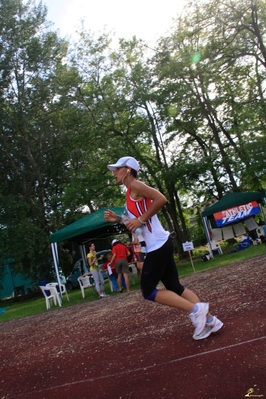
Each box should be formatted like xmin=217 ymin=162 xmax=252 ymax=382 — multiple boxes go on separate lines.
xmin=142 ymin=288 xmax=158 ymax=301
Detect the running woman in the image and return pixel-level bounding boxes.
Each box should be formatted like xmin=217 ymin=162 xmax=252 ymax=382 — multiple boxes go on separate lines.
xmin=104 ymin=156 xmax=223 ymax=340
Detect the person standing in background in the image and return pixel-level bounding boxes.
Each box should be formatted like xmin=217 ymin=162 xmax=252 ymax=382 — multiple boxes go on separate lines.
xmin=126 ymin=241 xmax=134 ymax=263
xmin=110 ymin=239 xmax=131 ymax=293
xmin=132 ymin=232 xmax=146 ymax=277
xmin=85 ymin=242 xmax=108 ymax=299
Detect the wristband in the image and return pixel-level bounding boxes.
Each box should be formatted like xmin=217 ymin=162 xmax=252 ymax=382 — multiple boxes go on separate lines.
xmin=116 ymin=216 xmax=122 ymax=224
xmin=138 ymin=216 xmax=146 ymax=225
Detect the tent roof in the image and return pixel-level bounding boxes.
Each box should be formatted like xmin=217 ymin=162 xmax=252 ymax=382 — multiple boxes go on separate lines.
xmin=50 ymin=207 xmax=125 ymax=244
xmin=202 ymin=191 xmax=266 ymax=218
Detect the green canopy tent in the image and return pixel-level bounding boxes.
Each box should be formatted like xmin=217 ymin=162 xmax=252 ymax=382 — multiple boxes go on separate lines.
xmin=49 ymin=207 xmax=125 ymax=295
xmin=201 ymin=191 xmax=266 ymax=256
xmin=202 ymin=191 xmax=266 ymax=218
xmin=50 ymin=207 xmax=125 ymax=245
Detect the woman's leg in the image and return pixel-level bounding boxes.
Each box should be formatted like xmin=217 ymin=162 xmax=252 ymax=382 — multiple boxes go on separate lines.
xmin=154 ymin=289 xmax=194 ymax=311
xmin=141 ymin=237 xmax=221 ymax=338
xmin=121 ymin=274 xmax=126 ymax=288
xmin=123 ymin=273 xmax=130 ymax=292
xmin=98 ymin=271 xmax=105 ymax=293
xmin=91 ymin=270 xmax=101 ymax=297
xmin=117 ymin=273 xmax=122 ymax=291
xmin=181 ymin=287 xmax=200 ymax=303
xmin=136 ymin=262 xmax=143 ymax=278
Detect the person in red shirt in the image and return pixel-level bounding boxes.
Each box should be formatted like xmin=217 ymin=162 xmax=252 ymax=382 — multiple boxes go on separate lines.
xmin=110 ymin=239 xmax=130 ymax=293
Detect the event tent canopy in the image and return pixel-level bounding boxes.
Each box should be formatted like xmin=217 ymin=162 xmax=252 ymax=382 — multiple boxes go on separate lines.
xmin=49 ymin=207 xmax=125 ymax=298
xmin=201 ymin=191 xmax=266 ymax=255
xmin=50 ymin=207 xmax=125 ymax=245
xmin=202 ymin=191 xmax=266 ymax=218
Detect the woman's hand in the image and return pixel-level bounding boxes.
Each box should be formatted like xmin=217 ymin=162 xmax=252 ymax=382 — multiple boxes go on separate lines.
xmin=104 ymin=209 xmax=118 ymax=222
xmin=124 ymin=218 xmax=142 ymax=232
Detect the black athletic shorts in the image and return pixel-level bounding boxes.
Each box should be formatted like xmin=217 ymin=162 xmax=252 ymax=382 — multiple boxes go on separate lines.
xmin=141 ymin=236 xmax=184 ymax=299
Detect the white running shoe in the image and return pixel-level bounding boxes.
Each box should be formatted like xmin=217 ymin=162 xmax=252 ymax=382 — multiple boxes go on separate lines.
xmin=193 ymin=316 xmax=224 ymax=340
xmin=100 ymin=293 xmax=109 ymax=298
xmin=189 ymin=302 xmax=209 ymax=336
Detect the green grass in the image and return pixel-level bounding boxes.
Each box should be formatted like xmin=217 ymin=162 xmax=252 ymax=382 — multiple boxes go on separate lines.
xmin=177 ymin=243 xmax=266 ymax=277
xmin=0 ymin=275 xmax=141 ymax=322
xmin=1 ymin=244 xmax=265 ymax=322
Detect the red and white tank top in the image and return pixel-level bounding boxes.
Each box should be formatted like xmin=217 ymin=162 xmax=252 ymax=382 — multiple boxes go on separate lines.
xmin=126 ymin=187 xmax=169 ymax=252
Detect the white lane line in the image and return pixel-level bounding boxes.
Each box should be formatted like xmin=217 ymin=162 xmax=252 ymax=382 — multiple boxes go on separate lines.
xmin=13 ymin=335 xmax=266 ymax=398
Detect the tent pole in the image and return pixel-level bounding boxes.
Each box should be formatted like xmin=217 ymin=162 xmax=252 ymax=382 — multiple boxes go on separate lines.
xmin=79 ymin=245 xmax=88 ymax=273
xmin=202 ymin=216 xmax=213 ymax=258
xmin=51 ymin=242 xmax=63 ymax=302
xmin=259 ymin=203 xmax=266 ymax=224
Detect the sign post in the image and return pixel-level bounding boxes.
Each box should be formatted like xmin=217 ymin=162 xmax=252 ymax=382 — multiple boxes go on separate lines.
xmin=182 ymin=241 xmax=196 ymax=273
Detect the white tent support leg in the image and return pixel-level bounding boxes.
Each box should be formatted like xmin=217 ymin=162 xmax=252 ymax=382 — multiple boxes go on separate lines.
xmin=51 ymin=242 xmax=63 ymax=302
xmin=202 ymin=216 xmax=214 ymax=258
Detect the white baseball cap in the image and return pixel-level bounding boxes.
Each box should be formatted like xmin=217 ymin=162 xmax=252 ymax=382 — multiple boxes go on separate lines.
xmin=107 ymin=156 xmax=140 ymax=172
xmin=112 ymin=239 xmax=119 ymax=245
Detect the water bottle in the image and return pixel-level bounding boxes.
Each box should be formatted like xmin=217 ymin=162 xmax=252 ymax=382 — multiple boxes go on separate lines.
xmin=121 ymin=213 xmax=143 ymax=237
xmin=134 ymin=227 xmax=143 ymax=237
xmin=121 ymin=213 xmax=130 ymax=224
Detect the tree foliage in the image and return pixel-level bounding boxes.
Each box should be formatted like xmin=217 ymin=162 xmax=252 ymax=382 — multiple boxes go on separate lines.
xmin=0 ymin=0 xmax=80 ymax=278
xmin=1 ymin=0 xmax=266 ymax=282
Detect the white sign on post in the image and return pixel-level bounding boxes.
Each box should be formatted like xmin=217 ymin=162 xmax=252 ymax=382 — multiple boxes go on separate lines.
xmin=182 ymin=241 xmax=194 ymax=252
xmin=182 ymin=241 xmax=196 ymax=273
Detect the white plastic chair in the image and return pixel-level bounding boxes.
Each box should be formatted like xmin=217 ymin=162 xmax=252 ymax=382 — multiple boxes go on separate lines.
xmin=78 ymin=275 xmax=95 ymax=298
xmin=207 ymin=240 xmax=223 ymax=257
xmin=39 ymin=285 xmax=58 ymax=310
xmin=256 ymin=225 xmax=266 ymax=237
xmin=103 ymin=271 xmax=115 ymax=292
xmin=107 ymin=276 xmax=114 ymax=292
xmin=46 ymin=283 xmax=69 ymax=305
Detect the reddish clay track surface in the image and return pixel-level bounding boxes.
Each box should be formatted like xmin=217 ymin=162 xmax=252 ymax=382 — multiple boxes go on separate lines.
xmin=1 ymin=255 xmax=266 ymax=399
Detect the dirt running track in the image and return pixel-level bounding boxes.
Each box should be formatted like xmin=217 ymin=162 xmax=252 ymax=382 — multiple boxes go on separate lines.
xmin=1 ymin=255 xmax=266 ymax=399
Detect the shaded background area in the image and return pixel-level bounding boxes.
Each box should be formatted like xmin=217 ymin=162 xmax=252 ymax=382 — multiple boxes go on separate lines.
xmin=1 ymin=255 xmax=266 ymax=399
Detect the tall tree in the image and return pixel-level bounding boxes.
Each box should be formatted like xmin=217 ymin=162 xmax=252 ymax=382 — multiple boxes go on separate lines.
xmin=70 ymin=33 xmax=192 ymax=254
xmin=0 ymin=0 xmax=80 ymax=279
xmin=153 ymin=0 xmax=266 ymax=208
